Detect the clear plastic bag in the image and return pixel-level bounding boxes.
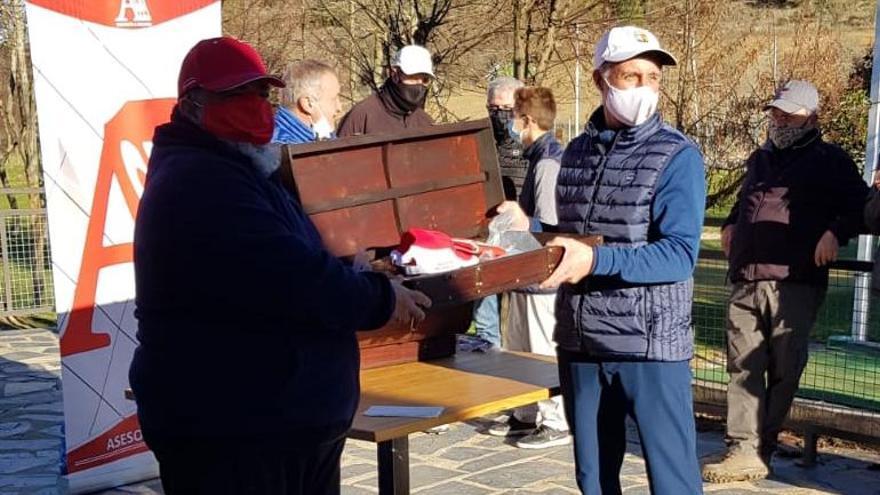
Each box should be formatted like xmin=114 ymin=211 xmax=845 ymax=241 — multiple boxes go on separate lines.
xmin=488 ymin=210 xmax=556 ymax=294
xmin=487 ymin=210 xmax=542 ymax=255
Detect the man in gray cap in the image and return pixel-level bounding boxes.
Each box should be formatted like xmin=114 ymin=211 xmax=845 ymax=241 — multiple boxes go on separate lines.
xmin=703 ymin=80 xmax=868 ymax=483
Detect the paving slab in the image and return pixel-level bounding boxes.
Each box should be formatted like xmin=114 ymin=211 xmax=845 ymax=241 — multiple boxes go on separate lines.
xmin=438 ymin=446 xmax=496 ymax=462
xmin=465 ymin=459 xmax=572 ymax=490
xmin=342 ymin=486 xmax=378 ymax=495
xmin=416 ymin=481 xmax=492 ymax=495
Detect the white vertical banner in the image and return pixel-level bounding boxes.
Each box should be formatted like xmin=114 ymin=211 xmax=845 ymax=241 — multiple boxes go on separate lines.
xmin=23 ymin=1 xmax=220 ymax=492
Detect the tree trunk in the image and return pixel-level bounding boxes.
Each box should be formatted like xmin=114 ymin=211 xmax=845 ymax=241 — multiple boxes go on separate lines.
xmin=8 ymin=3 xmax=47 ymax=306
xmin=674 ymin=0 xmax=690 ymax=130
xmin=533 ymin=0 xmax=568 ymax=85
xmin=688 ymin=2 xmax=700 ymax=136
xmin=523 ymin=6 xmax=534 ymax=83
xmin=513 ymin=0 xmax=527 ymax=80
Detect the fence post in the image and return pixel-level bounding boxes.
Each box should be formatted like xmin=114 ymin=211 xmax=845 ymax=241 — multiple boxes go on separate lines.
xmin=852 ymin=263 xmax=872 ymax=342
xmin=799 ymin=428 xmax=819 ymax=468
xmin=0 ymin=215 xmax=12 ymax=313
xmin=852 ymin=1 xmax=880 ymax=343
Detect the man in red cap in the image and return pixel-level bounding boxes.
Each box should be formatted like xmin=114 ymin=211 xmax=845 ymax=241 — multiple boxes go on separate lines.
xmin=129 ymin=37 xmax=430 ymax=494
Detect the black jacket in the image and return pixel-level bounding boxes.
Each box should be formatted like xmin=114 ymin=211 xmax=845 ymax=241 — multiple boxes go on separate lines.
xmin=130 ymin=112 xmax=394 ymax=449
xmin=725 ymin=131 xmax=868 ymax=286
xmin=496 ymin=138 xmax=529 ymax=201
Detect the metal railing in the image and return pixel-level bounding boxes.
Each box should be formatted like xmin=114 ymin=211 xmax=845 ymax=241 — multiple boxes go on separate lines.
xmin=0 ymin=187 xmax=54 ymax=317
xmin=692 ymin=250 xmax=880 ymax=452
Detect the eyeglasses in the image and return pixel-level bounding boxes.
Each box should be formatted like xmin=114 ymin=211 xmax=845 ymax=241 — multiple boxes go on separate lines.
xmin=404 ymin=74 xmax=432 ymax=86
xmin=486 ymin=105 xmax=514 ymax=112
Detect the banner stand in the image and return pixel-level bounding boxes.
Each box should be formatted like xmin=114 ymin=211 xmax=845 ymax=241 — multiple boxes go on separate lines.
xmin=23 ymin=1 xmax=220 ymax=492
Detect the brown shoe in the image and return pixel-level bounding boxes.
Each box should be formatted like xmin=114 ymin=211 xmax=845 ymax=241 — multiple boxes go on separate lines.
xmin=702 ymin=447 xmax=770 ymax=483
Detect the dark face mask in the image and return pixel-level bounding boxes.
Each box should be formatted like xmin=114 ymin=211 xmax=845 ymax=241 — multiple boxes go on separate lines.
xmin=488 ymin=108 xmax=514 ymax=143
xmin=386 ymin=74 xmax=428 ymax=113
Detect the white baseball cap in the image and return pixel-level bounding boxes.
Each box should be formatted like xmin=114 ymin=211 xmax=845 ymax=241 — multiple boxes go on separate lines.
xmin=593 ymin=26 xmax=677 ymax=70
xmin=392 ymin=45 xmax=435 ymax=77
xmin=763 ymin=80 xmax=819 ymax=115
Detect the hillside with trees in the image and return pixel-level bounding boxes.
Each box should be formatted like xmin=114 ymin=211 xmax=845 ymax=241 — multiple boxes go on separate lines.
xmin=1 ymin=0 xmax=876 ymax=209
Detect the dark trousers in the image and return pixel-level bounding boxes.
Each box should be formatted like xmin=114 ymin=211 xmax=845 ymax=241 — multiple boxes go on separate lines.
xmin=557 ymin=348 xmax=703 ymax=495
xmin=152 ymin=437 xmax=345 ymax=495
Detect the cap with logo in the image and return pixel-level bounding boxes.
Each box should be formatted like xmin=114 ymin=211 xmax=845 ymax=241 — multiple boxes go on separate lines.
xmin=392 ymin=45 xmax=435 ymax=77
xmin=593 ymin=26 xmax=677 ymax=69
xmin=764 ymin=80 xmax=819 ymax=115
xmin=178 ymin=36 xmax=285 ymax=97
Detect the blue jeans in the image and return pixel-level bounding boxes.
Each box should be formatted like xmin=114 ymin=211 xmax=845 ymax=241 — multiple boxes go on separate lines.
xmin=557 ymin=349 xmax=702 ymax=495
xmin=472 ymin=295 xmax=500 ymax=347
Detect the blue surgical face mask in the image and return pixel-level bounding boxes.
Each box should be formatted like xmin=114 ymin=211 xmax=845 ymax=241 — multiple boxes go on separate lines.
xmin=506 ymin=118 xmax=523 ymax=143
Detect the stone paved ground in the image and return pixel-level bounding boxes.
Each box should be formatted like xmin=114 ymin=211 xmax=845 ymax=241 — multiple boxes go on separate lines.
xmin=0 ymin=329 xmax=64 ymax=495
xmin=2 ymin=328 xmax=880 ymax=494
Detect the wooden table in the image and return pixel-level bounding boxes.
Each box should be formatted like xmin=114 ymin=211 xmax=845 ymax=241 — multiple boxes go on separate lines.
xmin=351 ymin=351 xmax=560 ymax=495
xmin=123 ymin=351 xmax=559 ymax=494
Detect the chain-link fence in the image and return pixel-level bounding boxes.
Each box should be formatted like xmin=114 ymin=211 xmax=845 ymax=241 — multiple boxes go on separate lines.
xmin=0 ymin=188 xmax=54 ymax=317
xmin=692 ymin=249 xmax=880 ymax=445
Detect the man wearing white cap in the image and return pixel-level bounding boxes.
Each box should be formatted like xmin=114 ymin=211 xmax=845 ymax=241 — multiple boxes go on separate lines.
xmin=498 ymin=25 xmax=705 ymax=493
xmin=337 ymin=44 xmax=434 ymax=137
xmin=702 ymin=80 xmax=868 ymax=483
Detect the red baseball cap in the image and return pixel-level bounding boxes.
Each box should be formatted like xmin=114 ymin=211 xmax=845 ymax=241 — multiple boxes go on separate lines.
xmin=178 ymin=37 xmax=285 ymax=97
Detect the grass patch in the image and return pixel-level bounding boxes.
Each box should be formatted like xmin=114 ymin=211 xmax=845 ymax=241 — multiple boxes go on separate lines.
xmin=0 ymin=258 xmax=53 ymax=312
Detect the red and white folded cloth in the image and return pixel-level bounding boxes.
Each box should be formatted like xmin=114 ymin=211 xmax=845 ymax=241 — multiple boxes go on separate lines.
xmin=391 ymin=228 xmax=505 ymax=275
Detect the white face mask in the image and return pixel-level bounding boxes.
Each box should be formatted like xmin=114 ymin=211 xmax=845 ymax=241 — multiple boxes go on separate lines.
xmin=308 ymin=97 xmax=335 ymax=140
xmin=312 ymin=116 xmax=334 ymax=140
xmin=507 ymin=118 xmax=527 ymax=144
xmin=603 ymin=79 xmax=659 ymax=127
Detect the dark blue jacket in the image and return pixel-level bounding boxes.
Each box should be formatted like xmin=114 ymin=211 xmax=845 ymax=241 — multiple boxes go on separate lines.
xmin=130 ymin=111 xmax=394 ymax=448
xmin=554 ymin=109 xmax=705 ymax=361
xmin=520 ymin=132 xmax=563 ymax=230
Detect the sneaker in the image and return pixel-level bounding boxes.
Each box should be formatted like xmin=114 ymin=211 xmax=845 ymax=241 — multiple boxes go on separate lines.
xmin=457 ymin=335 xmax=497 ymax=353
xmin=423 ymin=424 xmax=450 ymax=435
xmin=487 ymin=416 xmax=537 ymax=437
xmin=515 ymin=425 xmax=572 ymax=449
xmin=702 ymin=447 xmax=771 ymax=483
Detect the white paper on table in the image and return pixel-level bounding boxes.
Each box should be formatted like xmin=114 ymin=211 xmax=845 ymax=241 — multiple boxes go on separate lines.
xmin=363 ymin=406 xmax=445 ymax=418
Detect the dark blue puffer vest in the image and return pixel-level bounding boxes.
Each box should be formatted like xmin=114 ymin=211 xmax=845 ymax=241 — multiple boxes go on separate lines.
xmin=554 ymin=110 xmax=695 ymax=361
xmin=520 ymin=132 xmax=564 ymax=217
